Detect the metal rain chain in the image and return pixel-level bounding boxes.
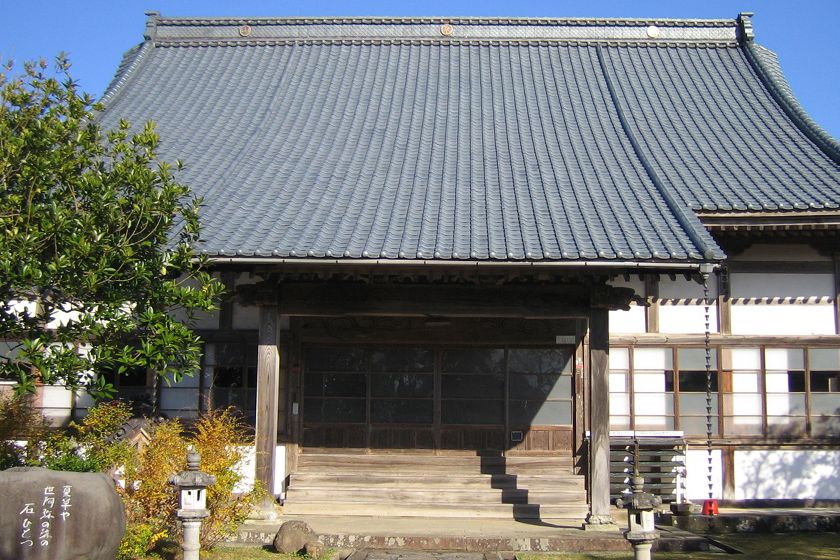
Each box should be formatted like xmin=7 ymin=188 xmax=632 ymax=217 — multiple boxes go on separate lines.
xmin=701 ymin=265 xmax=719 ymax=515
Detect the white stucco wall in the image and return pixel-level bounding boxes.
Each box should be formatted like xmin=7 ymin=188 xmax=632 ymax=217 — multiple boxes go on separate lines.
xmin=734 ymin=450 xmax=840 ymax=500
xmin=659 ymin=304 xmax=719 ymax=334
xmin=608 ymin=277 xmax=646 ymax=333
xmin=39 ymin=385 xmax=74 ymax=426
xmin=733 ymin=244 xmax=830 ymax=263
xmin=609 ymin=307 xmax=646 ymax=333
xmin=233 ymin=444 xmax=287 ymax=496
xmin=727 ymin=244 xmax=836 ymax=336
xmin=730 ymin=304 xmax=836 ymax=336
xmin=232 ymin=273 xmax=261 ymax=330
xmin=685 ymin=448 xmax=723 ymax=501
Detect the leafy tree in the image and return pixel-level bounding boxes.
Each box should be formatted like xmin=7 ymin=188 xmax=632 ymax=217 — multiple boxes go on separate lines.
xmin=0 ymin=55 xmax=224 ymax=398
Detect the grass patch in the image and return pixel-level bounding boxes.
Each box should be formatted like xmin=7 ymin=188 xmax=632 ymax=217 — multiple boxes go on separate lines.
xmin=140 ymin=541 xmax=330 ymax=559
xmin=201 ymin=546 xmax=288 ymax=558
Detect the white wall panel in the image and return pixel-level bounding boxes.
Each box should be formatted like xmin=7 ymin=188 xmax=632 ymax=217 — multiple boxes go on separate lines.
xmin=659 ymin=305 xmax=719 ymax=334
xmin=40 ymin=385 xmax=73 ymax=408
xmin=730 ymin=272 xmax=834 ymax=300
xmin=609 ymin=307 xmax=646 ymax=334
xmin=232 ymin=444 xmax=286 ymax=495
xmin=659 ymin=276 xmax=717 ymax=300
xmin=685 ymin=449 xmax=722 ymax=500
xmin=189 ymin=308 xmax=220 ymax=330
xmin=608 ymin=276 xmax=645 ymax=294
xmin=157 ymin=275 xmax=221 ymax=329
xmin=233 ymin=303 xmax=260 ymax=330
xmin=731 ymin=304 xmax=836 ymax=335
xmin=734 ymin=450 xmax=840 ymax=499
xmin=734 ymin=244 xmax=829 ymax=262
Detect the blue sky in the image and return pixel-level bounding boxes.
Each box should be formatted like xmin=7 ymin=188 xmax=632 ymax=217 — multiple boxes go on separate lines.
xmin=1 ymin=0 xmax=838 ymax=139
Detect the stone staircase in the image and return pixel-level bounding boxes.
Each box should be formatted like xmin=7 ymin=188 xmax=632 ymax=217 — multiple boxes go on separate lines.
xmin=283 ymin=451 xmax=589 ymax=521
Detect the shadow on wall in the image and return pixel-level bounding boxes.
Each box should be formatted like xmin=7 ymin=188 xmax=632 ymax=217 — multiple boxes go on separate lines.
xmin=735 ymin=449 xmax=840 ymax=500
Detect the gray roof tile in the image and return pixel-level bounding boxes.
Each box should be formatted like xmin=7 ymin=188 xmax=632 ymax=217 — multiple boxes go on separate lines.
xmin=97 ymin=16 xmax=840 ymax=263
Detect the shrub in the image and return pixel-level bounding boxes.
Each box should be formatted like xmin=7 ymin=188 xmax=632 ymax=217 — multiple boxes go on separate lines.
xmin=71 ymin=399 xmax=134 ymax=470
xmin=121 ymin=418 xmax=187 ymax=538
xmin=193 ymin=408 xmax=262 ymax=548
xmin=116 ymin=522 xmax=167 ymax=560
xmin=0 ymin=391 xmax=49 ymax=469
xmin=23 ymin=400 xmax=134 ymax=472
xmin=119 ymin=407 xmax=260 ymax=551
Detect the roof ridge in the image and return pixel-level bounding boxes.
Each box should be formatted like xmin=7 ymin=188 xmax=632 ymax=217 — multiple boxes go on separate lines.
xmin=153 ymin=38 xmax=739 ymax=49
xmin=741 ymin=41 xmax=840 ymax=166
xmin=594 ymin=44 xmax=723 ymax=262
xmin=150 ymin=14 xmax=737 ymax=28
xmin=144 ymin=12 xmax=739 ymax=46
xmin=99 ymin=41 xmax=154 ymax=106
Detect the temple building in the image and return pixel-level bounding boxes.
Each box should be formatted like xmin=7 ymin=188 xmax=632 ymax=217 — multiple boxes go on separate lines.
xmin=23 ymin=12 xmax=840 ymax=522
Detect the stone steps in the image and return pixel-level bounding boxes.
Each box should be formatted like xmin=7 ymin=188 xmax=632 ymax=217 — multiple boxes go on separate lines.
xmin=284 ymin=451 xmax=588 ymax=520
xmin=289 ymin=472 xmax=585 ymax=490
xmin=283 ymin=501 xmax=591 ymax=519
xmin=297 ymin=453 xmax=574 ymax=469
xmin=288 ymin=488 xmax=586 ymax=505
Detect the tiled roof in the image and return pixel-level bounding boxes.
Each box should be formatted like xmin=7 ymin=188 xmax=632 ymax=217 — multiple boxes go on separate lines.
xmin=97 ymin=14 xmax=840 ymax=263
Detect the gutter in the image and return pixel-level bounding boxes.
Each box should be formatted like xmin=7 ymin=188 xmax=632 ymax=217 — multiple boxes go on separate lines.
xmin=203 ymin=256 xmax=715 ymax=271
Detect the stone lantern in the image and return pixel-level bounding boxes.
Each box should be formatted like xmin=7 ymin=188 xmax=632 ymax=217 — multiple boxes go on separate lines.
xmin=615 ymin=472 xmax=662 ymax=560
xmin=169 ymin=449 xmax=216 ymax=560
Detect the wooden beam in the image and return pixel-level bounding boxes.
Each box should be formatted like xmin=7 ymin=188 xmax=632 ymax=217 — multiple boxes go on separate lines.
xmin=292 ymin=316 xmax=577 ymax=345
xmin=255 ymin=305 xmax=280 ymax=508
xmin=278 ymin=283 xmax=594 ymax=318
xmin=585 ymin=307 xmax=616 ymax=529
xmin=610 ymin=333 xmax=840 ymax=346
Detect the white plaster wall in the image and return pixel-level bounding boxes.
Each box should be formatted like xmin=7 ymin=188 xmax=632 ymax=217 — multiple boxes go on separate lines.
xmin=734 ymin=450 xmax=840 ymax=500
xmin=169 ymin=276 xmax=220 ymax=329
xmin=39 ymin=385 xmax=74 ymax=426
xmin=233 ymin=303 xmax=260 ymax=330
xmin=685 ymin=449 xmax=723 ymax=501
xmin=659 ymin=304 xmax=719 ymax=334
xmin=608 ymin=276 xmax=645 ymax=294
xmin=658 ymin=275 xmax=717 ymax=301
xmin=609 ymin=307 xmax=646 ymax=333
xmin=730 ymin=272 xmax=834 ymax=300
xmin=733 ymin=244 xmax=830 ymax=263
xmin=46 ymin=307 xmax=81 ymax=329
xmin=187 ymin=308 xmax=220 ymax=330
xmin=7 ymin=299 xmax=37 ymax=319
xmin=233 ymin=444 xmax=286 ymax=496
xmin=731 ymin=304 xmax=836 ymax=336
xmin=231 ymin=273 xmax=261 ymax=330
xmin=607 ymin=277 xmax=645 ymax=334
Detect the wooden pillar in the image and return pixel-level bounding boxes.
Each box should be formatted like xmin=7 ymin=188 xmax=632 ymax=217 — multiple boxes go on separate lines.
xmin=644 ymin=274 xmax=659 ymax=333
xmin=718 ymin=266 xmax=732 ymax=335
xmin=255 ymin=304 xmax=280 ymax=509
xmin=833 ymin=254 xmax=840 ymax=335
xmin=585 ymin=307 xmax=616 ymax=529
xmin=722 ymin=445 xmax=736 ymax=500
